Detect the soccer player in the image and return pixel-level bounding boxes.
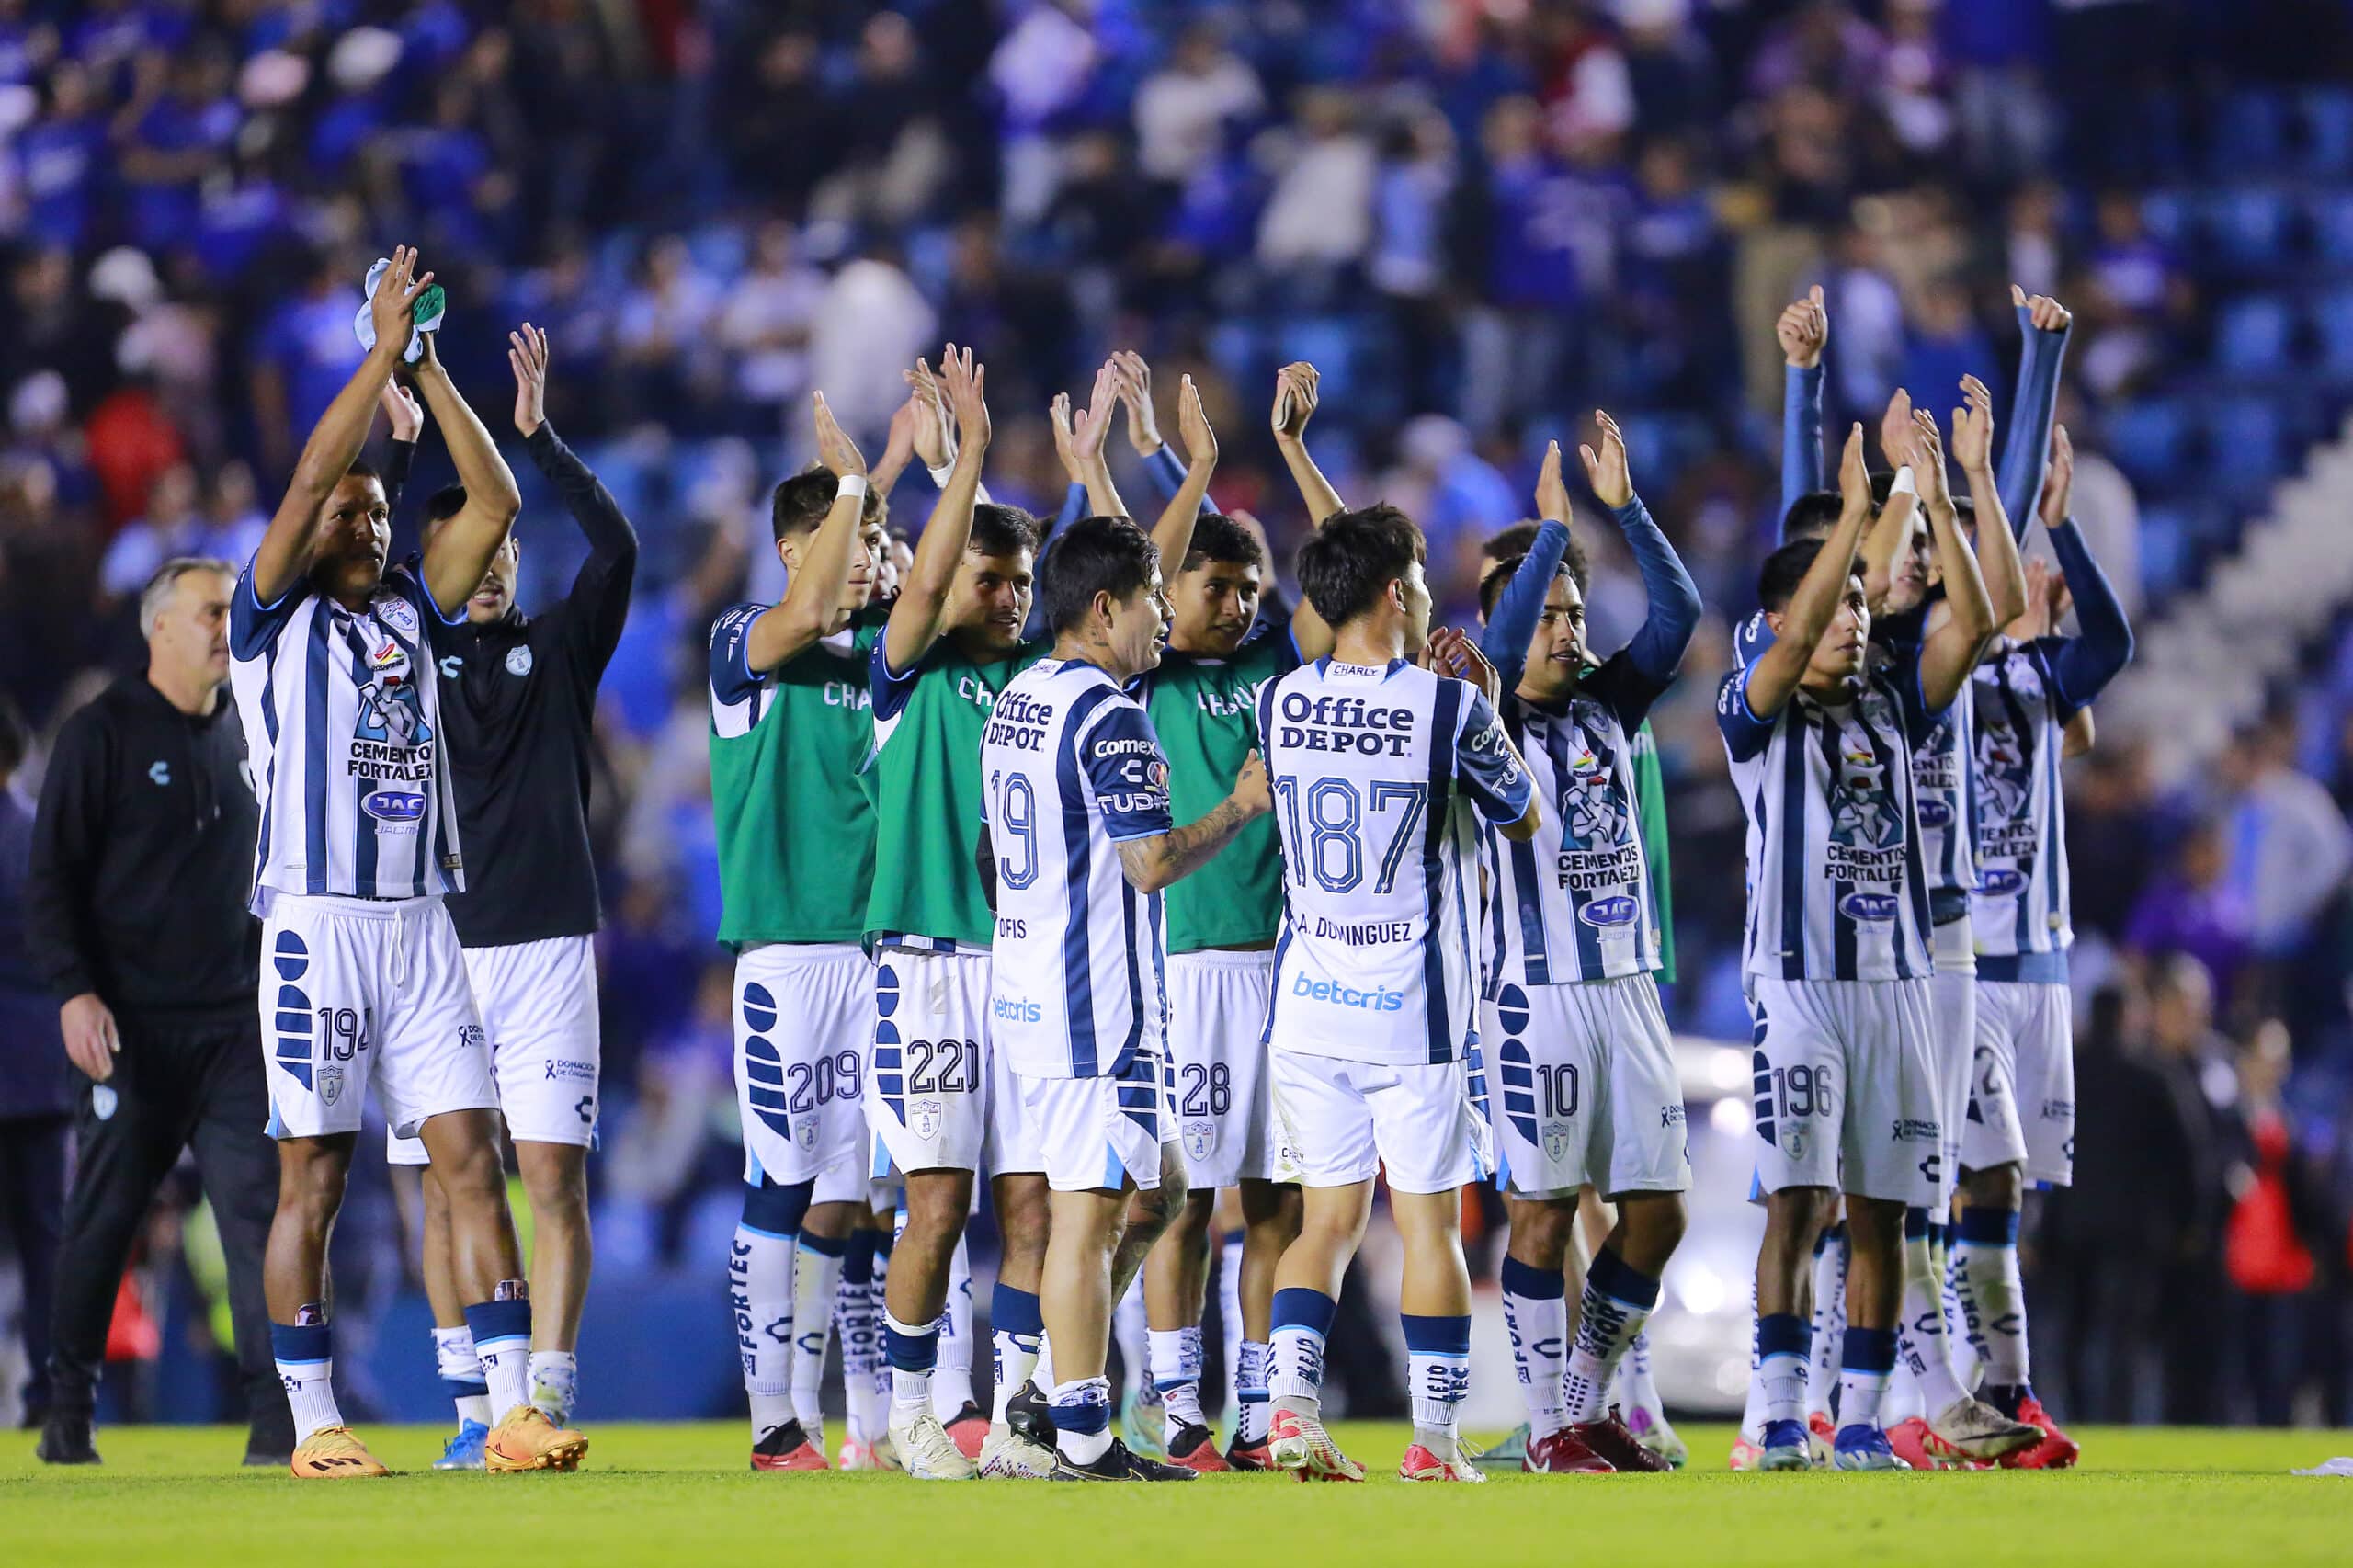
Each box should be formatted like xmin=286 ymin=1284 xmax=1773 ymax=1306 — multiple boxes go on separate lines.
xmin=1716 ymin=422 xmax=1995 ymax=1471
xmin=1482 ymin=417 xmax=1701 ymax=1474
xmin=1129 ymin=363 xmax=1339 ymax=1471
xmin=1957 ymin=425 xmax=2131 ymax=1469
xmin=980 ymin=506 xmax=1271 ymax=1481
xmin=230 ymin=248 xmax=583 ymax=1476
xmin=1258 ymin=507 xmax=1541 ymax=1483
xmin=376 ymin=324 xmax=636 ymax=1468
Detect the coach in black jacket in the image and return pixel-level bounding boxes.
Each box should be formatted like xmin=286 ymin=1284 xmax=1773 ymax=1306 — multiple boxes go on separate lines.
xmin=27 ymin=558 xmax=290 ymax=1467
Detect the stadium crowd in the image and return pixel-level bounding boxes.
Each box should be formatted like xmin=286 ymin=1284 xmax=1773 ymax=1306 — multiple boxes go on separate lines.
xmin=4 ymin=0 xmax=2353 ymax=1435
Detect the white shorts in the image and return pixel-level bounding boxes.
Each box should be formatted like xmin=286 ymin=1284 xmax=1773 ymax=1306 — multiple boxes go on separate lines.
xmin=1269 ymin=1050 xmax=1492 ymax=1195
xmin=1964 ymin=979 xmax=2075 ymax=1187
xmin=1163 ymin=949 xmax=1287 ymax=1187
xmin=387 ymin=934 xmax=602 ymax=1165
xmin=1483 ymin=974 xmax=1689 ymax=1201
xmin=730 ymin=943 xmax=872 ymax=1187
xmin=1020 ymin=1054 xmax=1165 ymax=1194
xmin=1745 ymin=975 xmax=1941 ymax=1208
xmin=1926 ymin=919 xmax=1978 ymax=1210
xmin=260 ymin=892 xmax=494 ymax=1142
xmin=866 ymin=948 xmax=1040 ymax=1179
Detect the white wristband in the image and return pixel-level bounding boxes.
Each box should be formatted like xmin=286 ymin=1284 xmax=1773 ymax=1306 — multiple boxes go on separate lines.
xmin=926 ymin=460 xmax=956 ymax=487
xmin=835 ymin=474 xmax=869 ymax=502
xmin=1889 ymin=465 xmax=1917 ymax=499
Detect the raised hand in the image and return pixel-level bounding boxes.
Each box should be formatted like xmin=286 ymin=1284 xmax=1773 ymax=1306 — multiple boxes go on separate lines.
xmin=1777 ymin=283 xmax=1828 ymax=369
xmin=1536 ymin=438 xmax=1571 ymax=523
xmin=904 ymin=357 xmax=952 ymax=469
xmin=507 ymin=322 xmax=550 ymax=437
xmin=813 ymin=389 xmax=866 ymax=478
xmin=1071 ymin=360 xmax=1119 ymax=465
xmin=2039 ymin=423 xmax=2076 ymax=532
xmin=2015 ymin=556 xmax=2053 ymax=637
xmin=2012 ymin=283 xmax=2073 ymax=334
xmin=1111 ymin=349 xmax=1163 ymax=457
xmin=937 ymin=343 xmax=990 ymax=462
xmin=1879 ymin=386 xmax=1915 ymax=470
xmin=1578 ymin=410 xmax=1631 ymax=509
xmin=875 ymin=391 xmax=920 ymax=492
xmin=1175 ymin=372 xmax=1215 ymax=472
xmin=1837 ymin=422 xmax=1872 ymax=522
xmin=1271 ymin=361 xmax=1319 ymax=442
xmin=1950 ymin=374 xmax=1995 ymax=475
xmin=1049 ymin=392 xmax=1083 ymax=484
xmin=369 ymin=246 xmax=433 ymax=358
xmin=379 ymin=375 xmax=424 ymax=442
xmin=1908 ymin=407 xmax=1952 ymax=511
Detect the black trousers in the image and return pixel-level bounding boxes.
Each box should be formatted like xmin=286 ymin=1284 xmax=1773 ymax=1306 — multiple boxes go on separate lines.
xmin=46 ymin=1017 xmax=286 ymax=1433
xmin=0 ymin=1111 xmax=68 ymax=1418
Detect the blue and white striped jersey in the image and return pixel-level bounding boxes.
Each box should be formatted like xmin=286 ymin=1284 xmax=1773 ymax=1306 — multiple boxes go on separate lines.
xmin=1261 ymin=658 xmax=1533 ymax=1066
xmin=982 ymin=657 xmax=1174 ymax=1080
xmin=229 ymin=559 xmax=463 ymax=908
xmin=1968 ymin=640 xmax=2077 ymax=977
xmin=1717 ymin=650 xmax=1942 ymax=981
xmin=1484 ymin=654 xmax=1669 ymax=991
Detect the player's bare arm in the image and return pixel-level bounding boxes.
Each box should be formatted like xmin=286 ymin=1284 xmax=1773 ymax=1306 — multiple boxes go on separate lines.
xmin=1070 ymin=360 xmax=1128 ymax=521
xmin=745 ymin=392 xmax=870 ymax=673
xmin=1747 ymin=426 xmax=1875 ymax=718
xmin=1271 ymin=363 xmax=1346 ymax=658
xmin=870 ymin=389 xmax=920 ymax=501
xmin=1909 ymin=408 xmax=1997 ymax=710
xmin=1114 ymin=750 xmax=1271 ymax=893
xmin=1859 ymin=387 xmax=1917 ymax=613
xmin=1953 ymin=374 xmax=2027 ymax=627
xmin=251 ymin=245 xmax=432 ymax=604
xmin=414 ymin=329 xmax=524 ymax=614
xmin=1112 ymin=348 xmax=1167 ymax=460
xmin=881 ymin=346 xmax=991 ymax=674
xmin=1146 ymin=372 xmax=1216 ymax=569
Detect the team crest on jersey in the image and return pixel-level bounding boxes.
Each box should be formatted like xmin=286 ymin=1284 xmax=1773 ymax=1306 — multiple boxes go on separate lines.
xmin=1780 ymin=1121 xmax=1807 ymax=1159
xmin=1183 ymin=1119 xmax=1217 ymax=1162
xmin=1827 ymin=723 xmax=1901 ymax=850
xmin=793 ymin=1116 xmax=818 ymax=1153
xmin=318 ymin=1064 xmax=344 ymax=1107
xmin=376 ymin=593 xmax=420 ymax=637
xmin=1543 ymin=1121 xmax=1572 ymax=1162
xmin=1975 ymin=720 xmax=2031 ymax=822
xmin=506 ymin=644 xmax=534 ymax=676
xmin=910 ymin=1098 xmax=943 ymax=1141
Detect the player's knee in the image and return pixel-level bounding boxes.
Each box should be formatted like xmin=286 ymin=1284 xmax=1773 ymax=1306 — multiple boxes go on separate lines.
xmin=742 ymin=1177 xmax=813 ymax=1237
xmin=1620 ymin=1192 xmax=1688 ymax=1257
xmin=1172 ymin=1187 xmax=1217 ymax=1240
xmin=1506 ymin=1199 xmax=1577 ymax=1267
xmin=1961 ymin=1162 xmax=2022 ymax=1209
xmin=523 ymin=1155 xmax=590 ymax=1231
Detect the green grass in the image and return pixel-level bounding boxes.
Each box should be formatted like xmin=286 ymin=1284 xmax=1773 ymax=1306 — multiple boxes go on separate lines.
xmin=6 ymin=1423 xmax=2350 ymax=1567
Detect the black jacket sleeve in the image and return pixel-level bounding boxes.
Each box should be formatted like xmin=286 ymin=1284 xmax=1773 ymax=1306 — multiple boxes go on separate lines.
xmin=27 ymin=702 xmax=112 ymax=1001
xmin=382 ymin=435 xmax=417 ymax=517
xmin=530 ymin=422 xmax=638 ymax=686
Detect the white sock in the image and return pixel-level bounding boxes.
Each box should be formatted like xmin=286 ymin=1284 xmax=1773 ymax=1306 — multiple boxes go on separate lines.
xmin=1938 ymin=1223 xmax=1979 ymax=1392
xmin=1051 ymin=1376 xmax=1114 ymax=1465
xmin=1563 ymin=1251 xmax=1657 ymax=1426
xmin=1957 ymin=1212 xmax=2029 ymax=1388
xmin=273 ymin=1323 xmax=343 ymax=1440
xmin=884 ymin=1311 xmax=936 ymax=1413
xmin=1233 ymin=1339 xmax=1272 ymax=1445
xmin=840 ymin=1256 xmax=884 ymax=1443
xmin=464 ymin=1296 xmax=534 ymax=1421
xmin=733 ymin=1223 xmax=798 ymax=1436
xmin=1805 ymin=1228 xmax=1847 ymax=1424
xmin=1757 ymin=1313 xmax=1812 ymax=1430
xmin=868 ymin=1236 xmax=893 ymax=1417
xmin=1217 ymin=1230 xmax=1245 ymax=1421
xmin=527 ymin=1350 xmax=578 ymax=1426
xmin=1269 ymin=1326 xmax=1324 ymax=1409
xmin=1499 ymin=1258 xmax=1569 ymax=1439
xmin=930 ymin=1234 xmax=972 ymax=1420
xmin=990 ymin=1285 xmax=1043 ymax=1427
xmin=791 ymin=1236 xmax=847 ymax=1428
xmin=1403 ymin=1314 xmax=1472 ymax=1462
xmin=1617 ymin=1329 xmax=1663 ymax=1415
xmin=1153 ymin=1326 xmax=1207 ymax=1442
xmin=1112 ymin=1278 xmax=1149 ymax=1393
xmin=432 ymin=1324 xmax=489 ymax=1427
xmin=1838 ymin=1326 xmax=1897 ymax=1434
xmin=1741 ymin=1301 xmax=1768 ymax=1442
xmin=1896 ymin=1226 xmax=1966 ymax=1415
xmin=1035 ymin=1331 xmax=1056 ymax=1396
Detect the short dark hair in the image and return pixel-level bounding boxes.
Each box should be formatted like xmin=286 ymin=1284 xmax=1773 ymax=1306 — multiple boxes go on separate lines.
xmin=1482 ymin=520 xmax=1541 ymax=562
xmin=1040 ymin=515 xmax=1159 ymax=634
xmin=1179 ymin=512 xmax=1263 ymax=574
xmin=1297 ymin=504 xmax=1425 ymax=628
xmin=343 ymin=459 xmax=379 ymax=484
xmin=424 ymin=483 xmax=468 ymax=528
xmin=1757 ymin=537 xmax=1858 ymax=615
xmin=969 ymin=501 xmax=1040 ymax=561
xmin=1780 ymin=491 xmax=1840 ymax=543
xmin=770 ymin=465 xmax=885 ymax=541
xmin=0 ymin=689 xmax=26 ymax=777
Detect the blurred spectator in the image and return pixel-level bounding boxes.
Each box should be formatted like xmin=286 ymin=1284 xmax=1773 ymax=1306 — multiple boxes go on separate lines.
xmin=2126 ymin=820 xmax=2254 ymax=1008
xmin=1256 ymin=87 xmax=1376 ymax=273
xmin=2224 ymin=1024 xmax=2325 ymax=1424
xmin=2146 ymin=952 xmax=2248 ymax=1423
xmin=715 ymin=222 xmax=823 ymax=437
xmin=2220 ymin=712 xmax=2353 ymax=962
xmin=1134 ymin=23 xmax=1263 ymax=188
xmin=0 ymin=694 xmax=66 ymax=1426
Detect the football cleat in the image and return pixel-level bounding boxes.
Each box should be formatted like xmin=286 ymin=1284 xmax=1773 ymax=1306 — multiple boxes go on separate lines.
xmin=1756 ymin=1417 xmax=1812 ymax=1472
xmin=1223 ymin=1436 xmax=1275 ymax=1471
xmin=1806 ymin=1410 xmax=1837 ymax=1468
xmin=978 ymin=1424 xmax=1059 ymax=1480
xmin=1051 ymin=1437 xmax=1199 ymax=1482
xmin=1267 ymin=1407 xmax=1364 ymax=1483
xmin=1165 ymin=1423 xmax=1232 ymax=1473
xmin=435 ymin=1419 xmax=490 ymax=1471
xmin=942 ymin=1401 xmax=989 ymax=1460
xmin=1924 ymin=1395 xmax=2041 ymax=1463
xmin=486 ymin=1405 xmax=587 ymax=1472
xmin=1567 ymin=1407 xmax=1674 ymax=1472
xmin=1399 ymin=1442 xmax=1487 ymax=1483
xmin=1622 ymin=1403 xmax=1688 ymax=1469
xmin=1120 ymin=1385 xmax=1167 ymax=1460
xmin=36 ymin=1411 xmax=99 ymax=1466
xmin=1005 ymin=1380 xmax=1057 ymax=1448
xmin=1523 ymin=1427 xmax=1615 ymax=1474
xmin=1832 ymin=1424 xmax=1911 ymax=1471
xmin=1473 ymin=1422 xmax=1530 ymax=1473
xmin=1728 ymin=1433 xmax=1765 ymax=1471
xmin=836 ymin=1434 xmax=901 ymax=1471
xmin=1996 ymin=1391 xmax=2080 ymax=1470
xmin=890 ymin=1408 xmax=977 ymax=1480
xmin=750 ymin=1419 xmax=829 ymax=1472
xmin=290 ymin=1425 xmax=391 ymax=1479
xmin=1886 ymin=1416 xmax=1954 ymax=1471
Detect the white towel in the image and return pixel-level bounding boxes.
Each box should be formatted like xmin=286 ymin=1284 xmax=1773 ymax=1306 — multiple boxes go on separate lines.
xmin=353 ymin=256 xmax=445 ymax=364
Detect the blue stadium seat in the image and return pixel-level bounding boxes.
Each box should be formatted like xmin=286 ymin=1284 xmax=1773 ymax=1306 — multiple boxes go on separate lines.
xmin=2104 ymin=400 xmax=2188 ymax=485
xmin=2216 ymin=294 xmax=2293 ymax=373
xmin=2211 ymin=188 xmax=2291 ymax=267
xmin=2139 ymin=506 xmax=2190 ymax=601
xmin=2209 ymin=397 xmax=2284 ymax=485
xmin=2307 ymin=192 xmax=2353 ymax=266
xmin=2318 ymin=290 xmax=2353 ymax=379
xmin=2299 ymin=88 xmax=2353 ymax=177
xmin=2140 ymin=190 xmax=2189 ymax=247
xmin=2210 ymin=90 xmax=2289 ymax=177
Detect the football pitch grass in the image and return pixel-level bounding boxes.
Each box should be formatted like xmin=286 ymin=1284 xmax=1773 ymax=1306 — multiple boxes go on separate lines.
xmin=8 ymin=1422 xmax=2350 ymax=1567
